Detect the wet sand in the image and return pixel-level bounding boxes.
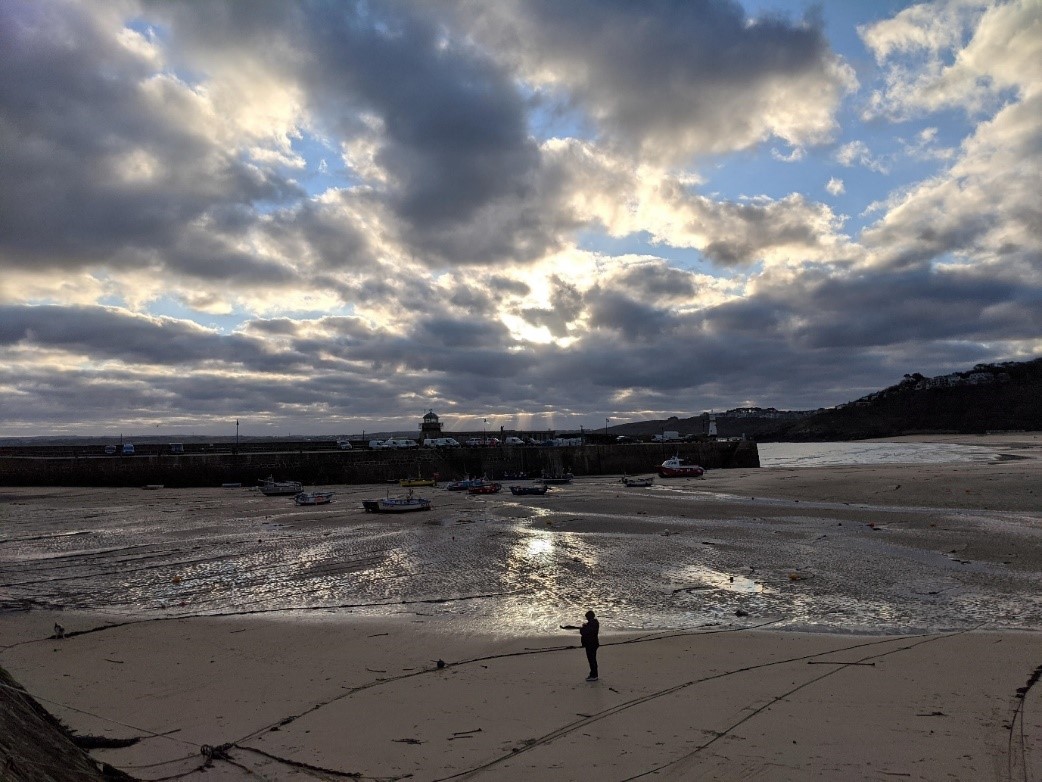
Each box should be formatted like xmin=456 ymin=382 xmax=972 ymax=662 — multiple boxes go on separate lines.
xmin=1 ymin=433 xmax=1041 ymax=780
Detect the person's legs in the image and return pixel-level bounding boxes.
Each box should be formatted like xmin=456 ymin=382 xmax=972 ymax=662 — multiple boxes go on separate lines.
xmin=585 ymin=646 xmax=598 ymax=679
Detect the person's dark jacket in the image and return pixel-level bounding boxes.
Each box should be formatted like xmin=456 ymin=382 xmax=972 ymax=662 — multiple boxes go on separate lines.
xmin=580 ymin=617 xmax=599 ymax=649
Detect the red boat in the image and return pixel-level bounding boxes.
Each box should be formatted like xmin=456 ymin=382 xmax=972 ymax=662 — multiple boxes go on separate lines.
xmin=657 ymin=455 xmax=705 ymax=478
xmin=468 ymin=482 xmax=502 ymax=495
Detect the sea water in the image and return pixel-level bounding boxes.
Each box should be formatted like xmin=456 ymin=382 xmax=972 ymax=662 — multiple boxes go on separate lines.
xmin=759 ymin=440 xmax=1000 ymax=468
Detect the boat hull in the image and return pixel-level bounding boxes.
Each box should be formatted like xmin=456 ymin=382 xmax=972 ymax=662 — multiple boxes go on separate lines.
xmin=657 ymin=466 xmax=704 ymax=478
xmin=622 ymin=477 xmax=654 ymax=487
xmin=510 ymin=485 xmax=548 ymax=495
xmin=295 ymin=491 xmax=334 ymax=505
xmin=363 ymin=498 xmax=432 ymax=513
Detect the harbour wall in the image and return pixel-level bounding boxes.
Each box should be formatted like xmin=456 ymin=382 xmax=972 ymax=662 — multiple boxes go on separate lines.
xmin=0 ymin=441 xmax=758 ymax=488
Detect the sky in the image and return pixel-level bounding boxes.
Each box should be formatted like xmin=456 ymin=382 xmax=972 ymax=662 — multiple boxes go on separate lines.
xmin=2 ymin=0 xmax=1040 ymax=437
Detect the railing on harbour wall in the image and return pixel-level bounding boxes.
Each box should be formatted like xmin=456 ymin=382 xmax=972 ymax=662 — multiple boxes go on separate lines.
xmin=0 ymin=441 xmax=759 ymax=488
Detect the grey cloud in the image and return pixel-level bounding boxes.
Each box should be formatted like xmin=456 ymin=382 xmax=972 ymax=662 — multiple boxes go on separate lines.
xmin=586 ymin=291 xmax=675 ymax=341
xmin=156 ymin=0 xmax=574 ymax=266
xmin=0 ymin=305 xmax=288 ymax=369
xmin=463 ymin=0 xmax=851 ymax=161
xmin=0 ymin=1 xmax=301 ymax=276
xmin=519 ymin=276 xmax=583 ymax=337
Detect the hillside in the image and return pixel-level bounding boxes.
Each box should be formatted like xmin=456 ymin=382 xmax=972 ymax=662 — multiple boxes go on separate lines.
xmin=605 ymin=358 xmax=1042 ymax=442
xmin=763 ymin=358 xmax=1042 ymax=441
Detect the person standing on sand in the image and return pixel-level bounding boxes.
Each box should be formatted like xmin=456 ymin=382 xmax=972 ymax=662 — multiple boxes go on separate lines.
xmin=561 ymin=610 xmax=600 ymax=681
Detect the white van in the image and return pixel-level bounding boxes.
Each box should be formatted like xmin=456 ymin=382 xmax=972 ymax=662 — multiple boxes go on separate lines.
xmin=502 ymin=437 xmax=525 ymax=446
xmin=423 ymin=437 xmax=460 ymax=448
xmin=369 ymin=439 xmax=391 ymax=449
xmin=385 ymin=438 xmax=418 ymax=449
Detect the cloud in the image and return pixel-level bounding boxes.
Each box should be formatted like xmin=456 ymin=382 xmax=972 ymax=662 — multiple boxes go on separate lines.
xmin=860 ymin=0 xmax=1042 ymax=118
xmin=461 ymin=0 xmax=856 ymax=163
xmin=1 ymin=1 xmax=1040 ymax=435
xmin=835 ymin=140 xmax=889 ymax=173
xmin=0 ymin=0 xmax=302 ymax=280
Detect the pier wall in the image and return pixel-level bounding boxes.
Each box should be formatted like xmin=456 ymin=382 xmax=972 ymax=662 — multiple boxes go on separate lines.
xmin=0 ymin=441 xmax=759 ymax=488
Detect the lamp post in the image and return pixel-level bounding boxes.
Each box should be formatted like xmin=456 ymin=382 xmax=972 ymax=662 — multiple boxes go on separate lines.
xmin=605 ymin=417 xmax=609 ymax=440
xmin=235 ymin=419 xmax=239 ymax=454
xmin=483 ymin=418 xmax=487 ymax=443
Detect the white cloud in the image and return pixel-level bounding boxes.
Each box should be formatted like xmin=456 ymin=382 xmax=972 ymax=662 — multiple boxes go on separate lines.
xmin=826 ymin=177 xmax=845 ymax=196
xmin=835 ymin=140 xmax=890 ymax=173
xmin=860 ymin=0 xmax=1042 ymax=118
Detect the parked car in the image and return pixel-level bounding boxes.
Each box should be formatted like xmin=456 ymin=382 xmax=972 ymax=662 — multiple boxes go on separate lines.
xmin=336 ymin=440 xmax=353 ymax=450
xmin=423 ymin=437 xmax=460 ymax=448
xmin=169 ymin=443 xmax=185 ymax=454
xmin=121 ymin=443 xmax=135 ymax=455
xmin=385 ymin=438 xmax=418 ymax=449
xmin=104 ymin=445 xmax=117 ymax=455
xmin=502 ymin=436 xmax=525 ymax=446
xmin=465 ymin=437 xmax=500 ymax=447
xmin=369 ymin=439 xmax=391 ymax=449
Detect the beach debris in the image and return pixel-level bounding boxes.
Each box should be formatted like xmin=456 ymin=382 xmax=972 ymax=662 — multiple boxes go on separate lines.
xmin=393 ymin=737 xmax=424 ymax=744
xmin=735 ymin=609 xmax=749 ymax=617
xmin=201 ymin=743 xmax=233 ymax=763
xmin=436 ymin=659 xmax=446 ymax=669
xmin=452 ymin=728 xmax=482 ymax=736
xmin=916 ymin=711 xmax=947 ymax=716
xmin=53 ymin=623 xmax=65 ymax=639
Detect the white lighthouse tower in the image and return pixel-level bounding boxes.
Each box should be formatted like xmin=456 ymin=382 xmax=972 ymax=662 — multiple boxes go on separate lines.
xmin=708 ymin=412 xmax=718 ymax=439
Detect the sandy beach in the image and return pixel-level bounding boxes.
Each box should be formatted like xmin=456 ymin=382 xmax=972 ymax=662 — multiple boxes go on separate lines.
xmin=2 ymin=433 xmax=1041 ymax=780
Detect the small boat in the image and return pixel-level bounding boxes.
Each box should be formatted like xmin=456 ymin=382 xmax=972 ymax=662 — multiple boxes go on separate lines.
xmin=657 ymin=456 xmax=705 ymax=478
xmin=468 ymin=482 xmax=502 ymax=495
xmin=259 ymin=476 xmax=303 ymax=496
xmin=362 ymin=493 xmax=432 ymax=513
xmin=510 ymin=484 xmax=549 ymax=496
xmin=295 ymin=491 xmax=334 ymax=506
xmin=445 ymin=478 xmax=485 ymax=491
xmin=540 ymin=473 xmax=573 ymax=485
xmin=142 ymin=484 xmax=164 ymax=490
xmin=399 ymin=478 xmax=436 ymax=487
xmin=622 ymin=476 xmax=654 ymax=487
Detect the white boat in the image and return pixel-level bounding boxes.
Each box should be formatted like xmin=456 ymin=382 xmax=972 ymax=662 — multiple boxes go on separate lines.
xmin=362 ymin=491 xmax=432 ymax=513
xmin=295 ymin=491 xmax=334 ymax=506
xmin=621 ymin=476 xmax=654 ymax=487
xmin=657 ymin=456 xmax=705 ymax=478
xmin=259 ymin=476 xmax=303 ymax=496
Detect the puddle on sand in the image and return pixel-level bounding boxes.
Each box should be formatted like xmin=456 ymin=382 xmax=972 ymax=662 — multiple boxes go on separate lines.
xmin=669 ymin=565 xmax=765 ymax=593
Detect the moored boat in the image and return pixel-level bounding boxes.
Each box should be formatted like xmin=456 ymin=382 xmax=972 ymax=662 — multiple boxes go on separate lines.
xmin=399 ymin=478 xmax=436 ymax=487
xmin=657 ymin=456 xmax=704 ymax=478
xmin=509 ymin=484 xmax=549 ymax=496
xmin=621 ymin=476 xmax=654 ymax=487
xmin=468 ymin=482 xmax=502 ymax=495
xmin=362 ymin=493 xmax=432 ymax=513
xmin=445 ymin=478 xmax=485 ymax=491
xmin=259 ymin=476 xmax=304 ymax=496
xmin=540 ymin=473 xmax=573 ymax=485
xmin=295 ymin=491 xmax=335 ymax=505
